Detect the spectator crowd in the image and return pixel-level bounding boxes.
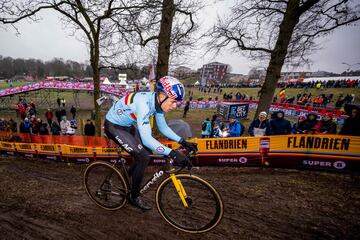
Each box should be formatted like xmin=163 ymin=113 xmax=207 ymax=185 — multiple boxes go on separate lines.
xmin=0 ymin=97 xmax=96 ymax=137
xmin=201 ymin=106 xmax=360 ymax=138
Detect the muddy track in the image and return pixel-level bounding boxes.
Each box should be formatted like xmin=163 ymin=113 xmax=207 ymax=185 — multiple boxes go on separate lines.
xmin=0 ymin=157 xmax=359 ymax=240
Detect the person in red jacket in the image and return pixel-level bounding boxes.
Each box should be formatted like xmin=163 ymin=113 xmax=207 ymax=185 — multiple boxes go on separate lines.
xmin=19 ymin=104 xmax=26 ymax=120
xmin=45 ymin=109 xmax=53 ymax=125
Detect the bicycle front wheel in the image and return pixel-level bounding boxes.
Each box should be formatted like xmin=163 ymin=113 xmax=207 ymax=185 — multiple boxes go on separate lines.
xmin=156 ymin=174 xmax=224 ymax=233
xmin=84 ymin=161 xmax=128 ymax=211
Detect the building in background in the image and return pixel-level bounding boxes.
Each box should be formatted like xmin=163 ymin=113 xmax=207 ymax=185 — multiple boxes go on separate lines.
xmin=200 ymin=62 xmax=229 ymax=86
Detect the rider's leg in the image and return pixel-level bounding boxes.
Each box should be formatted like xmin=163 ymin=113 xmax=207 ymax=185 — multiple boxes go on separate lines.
xmin=130 ymin=149 xmax=151 ymax=198
xmin=127 ymin=125 xmax=152 ymax=198
xmin=104 ymin=120 xmax=152 ymax=210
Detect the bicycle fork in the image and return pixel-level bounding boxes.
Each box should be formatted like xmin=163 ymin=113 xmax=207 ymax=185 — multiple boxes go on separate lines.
xmin=170 ymin=174 xmax=189 ymax=208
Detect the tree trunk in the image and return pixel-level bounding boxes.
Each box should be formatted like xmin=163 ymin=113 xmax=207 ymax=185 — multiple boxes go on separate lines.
xmin=156 ymin=0 xmax=175 ymax=80
xmin=255 ymin=0 xmax=301 ymax=118
xmin=91 ymin=42 xmax=101 ymax=136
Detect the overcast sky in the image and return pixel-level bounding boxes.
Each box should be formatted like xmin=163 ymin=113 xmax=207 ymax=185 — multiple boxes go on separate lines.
xmin=0 ymin=2 xmax=359 ymax=75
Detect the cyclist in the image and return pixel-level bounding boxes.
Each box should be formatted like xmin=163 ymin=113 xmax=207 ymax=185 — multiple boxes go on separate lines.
xmin=104 ymin=76 xmax=197 ymax=210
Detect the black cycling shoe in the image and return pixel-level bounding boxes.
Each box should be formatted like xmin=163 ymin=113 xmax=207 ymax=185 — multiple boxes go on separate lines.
xmin=128 ymin=195 xmax=152 ymax=211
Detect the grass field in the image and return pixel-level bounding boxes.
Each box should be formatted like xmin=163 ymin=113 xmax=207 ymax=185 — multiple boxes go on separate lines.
xmin=186 ymin=85 xmax=360 ymax=104
xmin=1 ymin=82 xmax=359 ymax=138
xmin=0 ymin=80 xmax=30 ymax=89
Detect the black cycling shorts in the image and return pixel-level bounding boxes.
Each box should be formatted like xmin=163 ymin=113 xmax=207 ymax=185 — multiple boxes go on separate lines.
xmin=104 ymin=119 xmax=146 ymax=156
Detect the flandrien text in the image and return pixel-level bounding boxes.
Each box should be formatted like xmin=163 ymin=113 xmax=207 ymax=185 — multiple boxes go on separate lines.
xmin=206 ymin=139 xmax=247 ymax=150
xmin=287 ymin=136 xmax=350 ymax=150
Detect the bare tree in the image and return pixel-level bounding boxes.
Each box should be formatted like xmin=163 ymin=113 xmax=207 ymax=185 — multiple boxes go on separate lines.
xmin=1 ymin=0 xmax=204 ymax=136
xmin=0 ymin=0 xmax=152 ymax=136
xmin=208 ymin=0 xmax=360 ymax=117
xmin=115 ymin=0 xmax=202 ymax=79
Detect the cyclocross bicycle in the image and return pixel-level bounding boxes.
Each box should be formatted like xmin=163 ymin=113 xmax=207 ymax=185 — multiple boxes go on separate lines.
xmin=83 ymin=147 xmax=224 ymax=233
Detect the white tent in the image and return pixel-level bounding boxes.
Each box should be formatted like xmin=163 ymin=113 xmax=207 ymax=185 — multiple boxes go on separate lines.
xmin=102 ymin=77 xmax=112 ymax=85
xmin=194 ymin=80 xmax=200 ymax=85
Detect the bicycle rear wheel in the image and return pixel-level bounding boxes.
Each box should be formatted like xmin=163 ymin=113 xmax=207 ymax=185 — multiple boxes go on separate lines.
xmin=156 ymin=174 xmax=224 ymax=233
xmin=84 ymin=161 xmax=128 ymax=210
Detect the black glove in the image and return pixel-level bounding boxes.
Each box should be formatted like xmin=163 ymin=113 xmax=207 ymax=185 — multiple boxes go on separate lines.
xmin=169 ymin=150 xmax=191 ymax=167
xmin=179 ymin=139 xmax=198 ymax=152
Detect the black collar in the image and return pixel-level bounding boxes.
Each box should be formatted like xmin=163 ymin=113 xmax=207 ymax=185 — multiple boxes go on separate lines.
xmin=155 ymin=92 xmax=164 ymax=113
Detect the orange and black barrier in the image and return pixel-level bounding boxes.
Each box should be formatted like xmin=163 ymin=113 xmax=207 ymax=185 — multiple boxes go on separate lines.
xmin=0 ymin=133 xmax=359 ymax=173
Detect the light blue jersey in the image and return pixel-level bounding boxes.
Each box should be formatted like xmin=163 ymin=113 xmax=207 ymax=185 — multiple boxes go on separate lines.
xmin=105 ymin=92 xmax=181 ymax=155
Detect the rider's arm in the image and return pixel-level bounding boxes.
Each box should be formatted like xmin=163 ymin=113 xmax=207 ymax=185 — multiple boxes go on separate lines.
xmin=135 ymin=101 xmax=173 ymax=155
xmin=155 ymin=112 xmax=182 ymax=143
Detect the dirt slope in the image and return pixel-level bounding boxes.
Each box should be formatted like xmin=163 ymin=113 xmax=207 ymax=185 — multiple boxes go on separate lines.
xmin=0 ymin=157 xmax=359 ymax=240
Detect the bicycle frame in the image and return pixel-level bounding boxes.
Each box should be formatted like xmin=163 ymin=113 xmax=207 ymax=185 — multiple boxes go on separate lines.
xmin=139 ymin=166 xmax=167 ymax=194
xmin=115 ymin=154 xmax=190 ymax=208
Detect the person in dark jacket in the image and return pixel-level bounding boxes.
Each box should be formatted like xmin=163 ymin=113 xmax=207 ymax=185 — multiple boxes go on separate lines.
xmin=8 ymin=119 xmax=17 ymax=132
xmin=60 ymin=108 xmax=67 ymax=118
xmin=183 ymin=100 xmax=190 ymax=118
xmin=55 ymin=108 xmax=62 ymax=124
xmin=270 ymin=111 xmax=292 ymax=135
xmin=39 ymin=123 xmax=49 ymax=135
xmin=319 ymin=113 xmax=337 ymax=134
xmin=229 ymin=114 xmax=242 ymax=137
xmin=340 ymin=107 xmax=360 ymax=136
xmin=248 ymin=111 xmax=273 ymax=136
xmin=297 ymin=112 xmax=320 ymax=133
xmin=70 ymin=106 xmax=77 ymax=119
xmin=51 ymin=121 xmax=61 ymax=135
xmin=292 ymin=115 xmax=306 ymax=134
xmin=20 ymin=118 xmax=32 ymax=134
xmin=32 ymin=118 xmax=42 ymax=135
xmin=57 ymin=97 xmax=61 ymax=107
xmin=84 ymin=119 xmax=96 ymax=136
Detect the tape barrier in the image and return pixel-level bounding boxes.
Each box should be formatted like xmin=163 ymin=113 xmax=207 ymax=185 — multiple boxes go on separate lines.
xmin=0 ymin=80 xmax=127 ymax=97
xmin=1 ymin=134 xmax=359 ymax=172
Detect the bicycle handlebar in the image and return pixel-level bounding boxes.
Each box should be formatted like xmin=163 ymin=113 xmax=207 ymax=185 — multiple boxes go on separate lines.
xmin=166 ymin=144 xmax=198 ymax=173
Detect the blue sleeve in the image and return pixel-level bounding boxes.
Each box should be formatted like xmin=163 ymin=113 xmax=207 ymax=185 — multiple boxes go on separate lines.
xmin=230 ymin=122 xmax=241 ymax=136
xmin=155 ymin=112 xmax=182 ymax=142
xmin=134 ymin=101 xmax=173 ymax=155
xmin=236 ymin=123 xmax=241 ymax=136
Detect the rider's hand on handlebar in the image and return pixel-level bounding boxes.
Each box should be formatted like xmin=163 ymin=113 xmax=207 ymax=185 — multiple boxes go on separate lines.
xmin=169 ymin=150 xmax=192 ymax=167
xmin=179 ymin=139 xmax=198 ymax=153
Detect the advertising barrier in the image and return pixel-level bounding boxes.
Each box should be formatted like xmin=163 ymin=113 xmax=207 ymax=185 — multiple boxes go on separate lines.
xmin=267 ymin=135 xmax=360 ymax=171
xmin=36 ymin=143 xmax=63 ymax=161
xmin=195 ymin=137 xmax=261 ymax=166
xmin=62 ymin=145 xmax=94 ymax=164
xmin=0 ymin=141 xmax=16 ymax=156
xmin=15 ymin=142 xmax=37 ymax=158
xmin=0 ymin=135 xmax=359 ymax=173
